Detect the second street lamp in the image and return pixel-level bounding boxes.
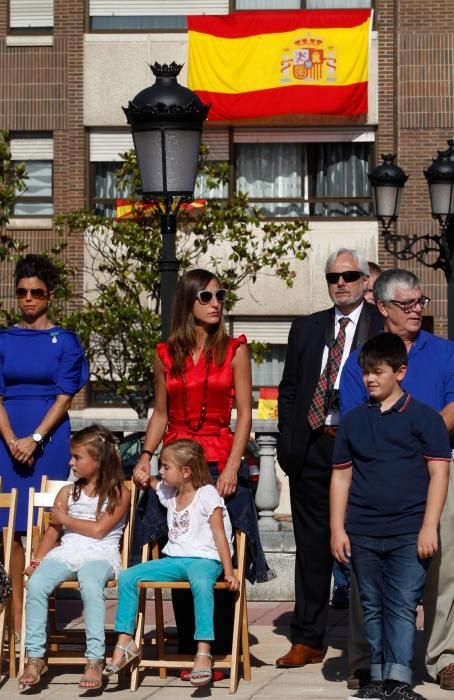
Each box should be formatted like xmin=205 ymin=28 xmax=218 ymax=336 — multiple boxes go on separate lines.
xmin=368 ymin=139 xmax=454 ymax=337
xmin=123 ymin=61 xmax=210 ymax=340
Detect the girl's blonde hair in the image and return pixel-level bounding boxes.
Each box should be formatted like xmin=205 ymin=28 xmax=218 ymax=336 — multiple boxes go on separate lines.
xmin=168 ymin=269 xmax=229 ymax=376
xmin=70 ymin=424 xmax=123 ymax=516
xmin=162 ymin=439 xmax=213 ymax=489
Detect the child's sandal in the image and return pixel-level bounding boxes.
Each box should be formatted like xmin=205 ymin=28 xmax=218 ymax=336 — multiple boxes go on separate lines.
xmin=103 ymin=640 xmax=139 ymax=676
xmin=18 ymin=657 xmax=48 ymax=688
xmin=190 ymin=651 xmax=213 ymax=687
xmin=79 ymin=658 xmax=104 ymax=689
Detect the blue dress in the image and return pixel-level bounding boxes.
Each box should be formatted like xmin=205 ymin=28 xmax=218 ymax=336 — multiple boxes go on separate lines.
xmin=0 ymin=327 xmax=89 ymax=530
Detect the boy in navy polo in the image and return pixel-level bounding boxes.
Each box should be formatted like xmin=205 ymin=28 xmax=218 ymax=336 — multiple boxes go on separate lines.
xmin=330 ymin=333 xmax=450 ymax=700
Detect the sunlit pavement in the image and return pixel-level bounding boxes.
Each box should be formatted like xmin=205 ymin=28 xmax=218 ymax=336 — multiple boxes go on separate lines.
xmin=1 ymin=601 xmax=451 ymax=699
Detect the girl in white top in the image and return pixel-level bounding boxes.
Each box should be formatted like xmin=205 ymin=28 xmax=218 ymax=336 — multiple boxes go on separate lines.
xmin=106 ymin=439 xmax=239 ymax=687
xmin=18 ymin=424 xmax=131 ymax=691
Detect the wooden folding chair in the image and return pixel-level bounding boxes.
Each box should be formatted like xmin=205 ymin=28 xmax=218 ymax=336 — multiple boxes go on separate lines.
xmin=0 ymin=487 xmax=18 ymax=679
xmin=130 ymin=528 xmax=251 ymax=694
xmin=18 ymin=479 xmax=135 ymax=675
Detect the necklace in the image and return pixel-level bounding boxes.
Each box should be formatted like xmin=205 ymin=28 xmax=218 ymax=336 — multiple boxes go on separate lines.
xmin=181 ymin=351 xmax=211 ymax=432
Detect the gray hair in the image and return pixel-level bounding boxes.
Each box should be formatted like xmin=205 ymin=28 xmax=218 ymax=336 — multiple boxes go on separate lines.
xmin=373 ymin=269 xmax=421 ymax=303
xmin=324 ymin=248 xmax=369 ymax=276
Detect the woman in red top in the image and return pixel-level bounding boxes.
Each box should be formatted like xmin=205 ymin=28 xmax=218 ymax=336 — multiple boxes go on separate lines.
xmin=133 ymin=269 xmax=261 ymax=676
xmin=133 ymin=268 xmax=252 ymax=497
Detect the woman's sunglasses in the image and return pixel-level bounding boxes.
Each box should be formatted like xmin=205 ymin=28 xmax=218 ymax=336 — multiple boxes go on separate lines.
xmin=196 ymin=289 xmax=226 ymax=305
xmin=15 ymin=287 xmax=50 ymax=300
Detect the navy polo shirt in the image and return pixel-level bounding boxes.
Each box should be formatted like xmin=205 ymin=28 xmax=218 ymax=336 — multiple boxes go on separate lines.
xmin=333 ymin=392 xmax=451 ymax=536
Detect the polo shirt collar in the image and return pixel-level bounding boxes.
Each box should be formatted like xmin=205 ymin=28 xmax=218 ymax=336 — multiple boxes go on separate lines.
xmin=368 ymin=391 xmax=412 ymax=414
xmin=409 ymin=329 xmax=428 ymax=355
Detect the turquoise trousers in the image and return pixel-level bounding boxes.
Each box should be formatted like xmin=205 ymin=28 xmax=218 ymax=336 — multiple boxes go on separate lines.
xmin=25 ymin=558 xmax=114 ymax=659
xmin=115 ymin=557 xmax=222 ymax=641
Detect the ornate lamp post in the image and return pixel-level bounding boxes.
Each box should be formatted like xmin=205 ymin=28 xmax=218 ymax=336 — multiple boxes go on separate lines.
xmin=368 ymin=140 xmax=454 ymax=337
xmin=123 ymin=62 xmax=209 ymax=339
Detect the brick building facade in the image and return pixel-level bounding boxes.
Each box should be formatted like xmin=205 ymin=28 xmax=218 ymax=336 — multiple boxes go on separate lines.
xmin=1 ymin=0 xmax=454 ymax=406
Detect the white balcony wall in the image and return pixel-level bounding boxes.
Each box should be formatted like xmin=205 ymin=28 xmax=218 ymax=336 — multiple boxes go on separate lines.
xmin=84 ymin=31 xmax=378 ymax=126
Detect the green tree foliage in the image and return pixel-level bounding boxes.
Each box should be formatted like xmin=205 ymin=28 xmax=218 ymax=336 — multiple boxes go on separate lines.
xmin=56 ymin=147 xmax=311 ymax=417
xmin=0 ymin=131 xmax=27 ymax=262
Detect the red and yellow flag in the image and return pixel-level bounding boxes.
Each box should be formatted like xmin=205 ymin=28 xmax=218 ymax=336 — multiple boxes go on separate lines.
xmin=188 ymin=10 xmax=371 ymax=121
xmin=115 ymin=199 xmax=207 ymax=221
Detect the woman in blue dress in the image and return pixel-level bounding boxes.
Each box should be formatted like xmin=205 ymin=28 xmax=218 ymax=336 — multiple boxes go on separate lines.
xmin=0 ymin=254 xmax=89 ymax=637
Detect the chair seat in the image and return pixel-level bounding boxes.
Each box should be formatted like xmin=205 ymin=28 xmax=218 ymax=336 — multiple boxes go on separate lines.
xmin=137 ymin=580 xmax=233 ymax=590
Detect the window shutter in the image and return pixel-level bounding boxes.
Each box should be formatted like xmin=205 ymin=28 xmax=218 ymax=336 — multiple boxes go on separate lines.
xmin=10 ymin=137 xmax=53 ymax=160
xmin=9 ymin=0 xmax=53 ymax=28
xmin=89 ymin=130 xmax=134 ymax=162
xmin=233 ymin=127 xmax=376 ymax=143
xmin=231 ymin=319 xmax=292 ymax=344
xmin=202 ymin=129 xmax=229 ymax=161
xmin=89 ymin=1 xmax=228 ymax=15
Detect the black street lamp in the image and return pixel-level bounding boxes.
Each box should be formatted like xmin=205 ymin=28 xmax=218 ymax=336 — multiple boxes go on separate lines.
xmin=368 ymin=140 xmax=454 ymax=337
xmin=123 ymin=62 xmax=210 ymax=339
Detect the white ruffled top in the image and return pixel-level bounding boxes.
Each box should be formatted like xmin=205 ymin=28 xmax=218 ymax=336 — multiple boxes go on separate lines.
xmin=44 ymin=489 xmax=125 ymax=576
xmin=157 ymin=483 xmax=233 ymax=561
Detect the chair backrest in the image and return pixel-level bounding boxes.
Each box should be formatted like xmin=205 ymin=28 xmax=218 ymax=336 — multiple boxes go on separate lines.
xmin=27 ymin=478 xmax=137 ymax=570
xmin=121 ymin=479 xmax=136 ymax=569
xmin=0 ymin=490 xmax=18 ymax=575
xmin=24 ymin=488 xmax=62 ymax=568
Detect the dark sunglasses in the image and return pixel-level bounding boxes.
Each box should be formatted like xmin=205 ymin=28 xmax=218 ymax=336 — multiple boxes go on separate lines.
xmin=196 ymin=289 xmax=226 ymax=305
xmin=15 ymin=287 xmax=50 ymax=300
xmin=325 ymin=271 xmax=364 ymax=284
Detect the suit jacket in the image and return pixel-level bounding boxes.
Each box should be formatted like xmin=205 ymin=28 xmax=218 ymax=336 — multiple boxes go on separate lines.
xmin=277 ymin=302 xmax=383 ymax=477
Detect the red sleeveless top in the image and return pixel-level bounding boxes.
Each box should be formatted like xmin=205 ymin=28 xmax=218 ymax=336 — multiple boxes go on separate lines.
xmin=156 ymin=335 xmax=247 ymax=469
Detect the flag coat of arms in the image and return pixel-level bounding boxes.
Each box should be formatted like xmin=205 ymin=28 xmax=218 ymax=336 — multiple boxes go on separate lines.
xmin=188 ymin=10 xmax=372 ymax=121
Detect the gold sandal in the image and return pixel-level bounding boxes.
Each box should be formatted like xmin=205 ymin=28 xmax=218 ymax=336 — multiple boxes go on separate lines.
xmin=18 ymin=657 xmax=48 ymax=688
xmin=79 ymin=658 xmax=104 ymax=689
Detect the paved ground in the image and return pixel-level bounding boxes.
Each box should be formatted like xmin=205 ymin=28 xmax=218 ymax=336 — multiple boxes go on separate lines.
xmin=1 ymin=600 xmax=452 ymax=699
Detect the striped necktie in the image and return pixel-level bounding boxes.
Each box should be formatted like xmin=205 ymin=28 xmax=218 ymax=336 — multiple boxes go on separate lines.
xmin=307 ymin=317 xmax=350 ymax=431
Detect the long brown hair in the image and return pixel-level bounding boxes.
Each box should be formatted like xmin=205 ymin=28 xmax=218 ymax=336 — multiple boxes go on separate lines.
xmin=168 ymin=269 xmax=228 ymax=376
xmin=71 ymin=424 xmax=123 ymax=517
xmin=162 ymin=439 xmax=213 ymax=489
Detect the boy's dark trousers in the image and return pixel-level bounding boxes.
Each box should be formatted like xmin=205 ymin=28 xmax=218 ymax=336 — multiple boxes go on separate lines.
xmin=350 ymin=532 xmax=430 ymax=686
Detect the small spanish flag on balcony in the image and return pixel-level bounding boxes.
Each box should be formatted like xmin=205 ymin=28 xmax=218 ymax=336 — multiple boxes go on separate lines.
xmin=188 ymin=10 xmax=371 ymax=121
xmin=115 ymin=199 xmax=207 ymax=221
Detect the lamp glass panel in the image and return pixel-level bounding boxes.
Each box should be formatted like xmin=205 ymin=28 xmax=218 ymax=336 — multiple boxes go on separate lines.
xmin=133 ymin=129 xmax=201 ymax=196
xmin=372 ymin=185 xmax=401 ymax=219
xmin=163 ymin=130 xmax=201 ymax=195
xmin=133 ymin=130 xmax=163 ymax=194
xmin=429 ymin=182 xmax=454 ymax=216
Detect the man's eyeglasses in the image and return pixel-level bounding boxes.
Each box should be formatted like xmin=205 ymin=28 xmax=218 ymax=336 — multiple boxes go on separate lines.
xmin=388 ymin=296 xmax=431 ymax=313
xmin=196 ymin=289 xmax=226 ymax=305
xmin=15 ymin=288 xmax=50 ymax=300
xmin=325 ymin=271 xmax=364 ymax=284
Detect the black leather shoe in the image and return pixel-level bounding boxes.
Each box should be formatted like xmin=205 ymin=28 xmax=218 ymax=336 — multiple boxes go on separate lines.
xmin=347 ymin=669 xmax=372 ymax=690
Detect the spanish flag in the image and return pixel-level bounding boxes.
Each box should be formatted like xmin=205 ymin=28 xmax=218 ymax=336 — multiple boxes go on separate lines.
xmin=115 ymin=199 xmax=207 ymax=221
xmin=188 ymin=10 xmax=371 ymax=121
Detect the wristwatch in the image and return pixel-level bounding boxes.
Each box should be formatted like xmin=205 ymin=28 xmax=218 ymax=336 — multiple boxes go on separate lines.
xmin=31 ymin=432 xmax=44 ymax=445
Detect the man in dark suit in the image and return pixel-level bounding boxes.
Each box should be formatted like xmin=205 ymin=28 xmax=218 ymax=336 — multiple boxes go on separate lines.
xmin=276 ymin=248 xmax=383 ymax=668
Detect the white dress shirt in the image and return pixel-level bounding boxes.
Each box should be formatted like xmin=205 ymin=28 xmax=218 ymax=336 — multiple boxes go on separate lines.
xmin=321 ymin=302 xmax=364 ymax=426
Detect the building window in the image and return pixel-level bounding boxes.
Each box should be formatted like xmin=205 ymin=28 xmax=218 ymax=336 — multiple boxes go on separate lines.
xmin=251 ymin=345 xmax=287 ymax=394
xmin=11 ymin=136 xmax=54 ymax=216
xmin=91 ymin=162 xmax=131 ymax=218
xmin=235 ymin=1 xmax=372 ymax=7
xmin=89 ymin=1 xmax=228 ymax=31
xmin=9 ymin=0 xmax=53 ymax=32
xmin=235 ymin=142 xmax=372 ymax=218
